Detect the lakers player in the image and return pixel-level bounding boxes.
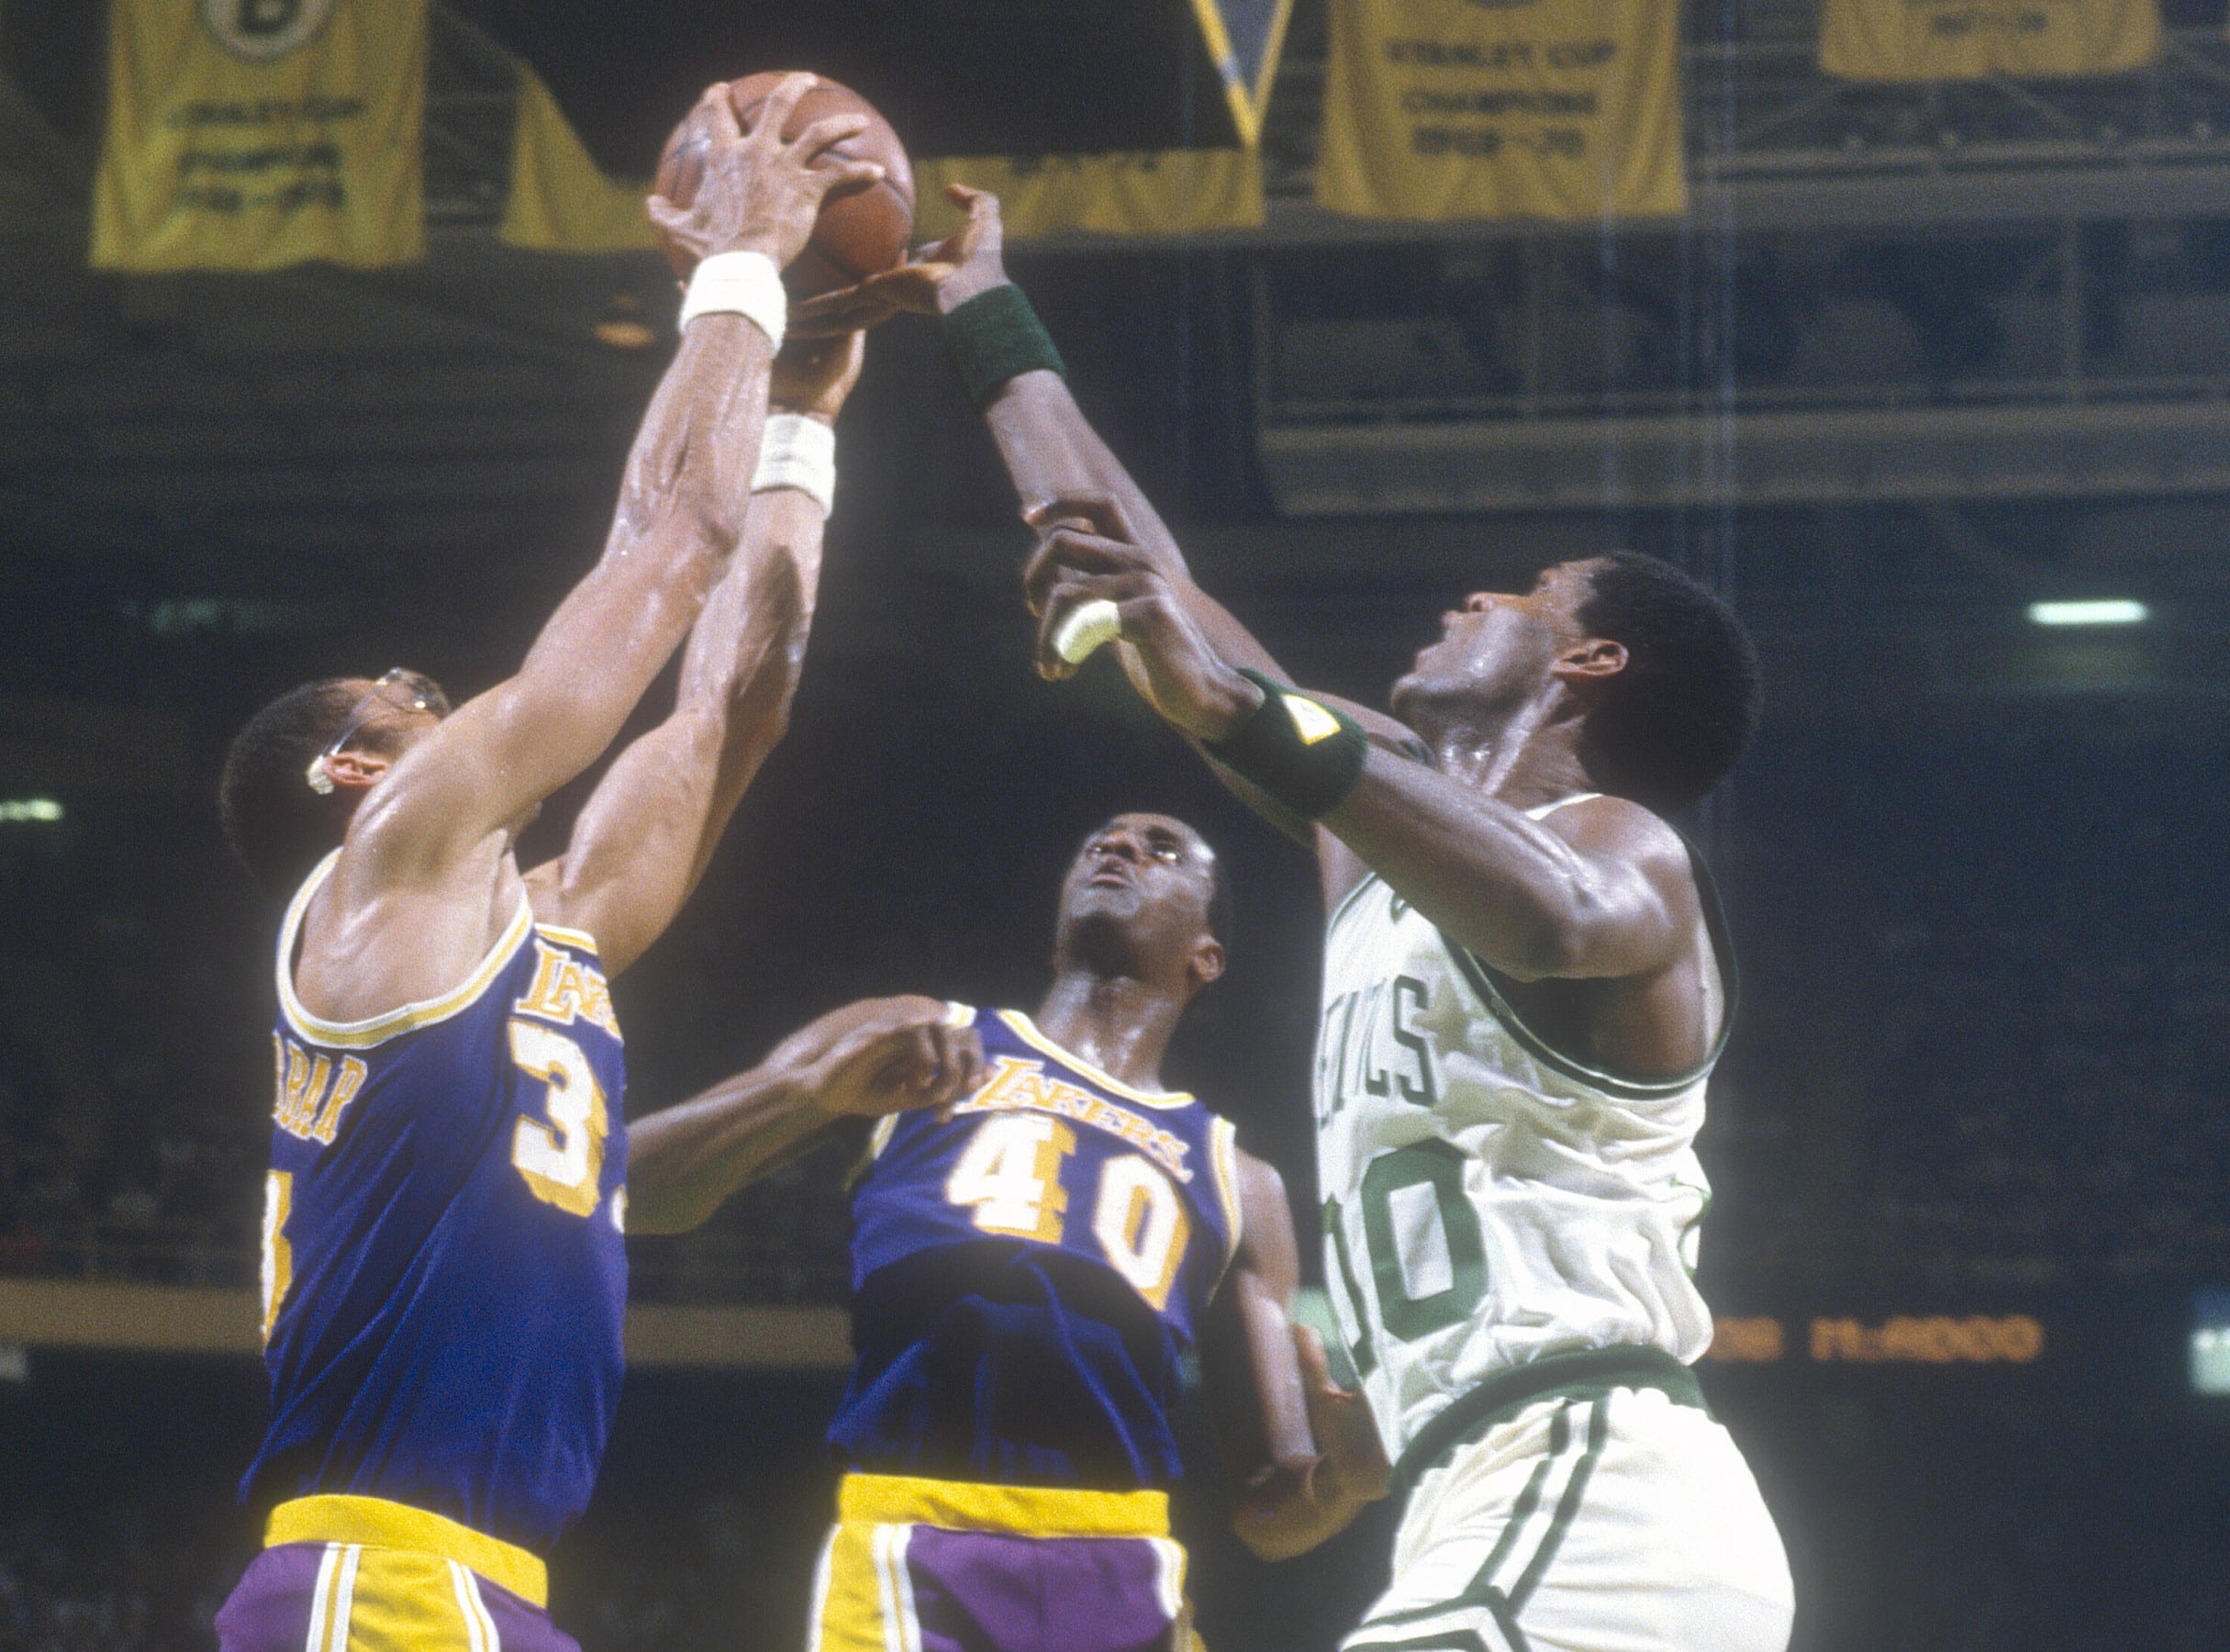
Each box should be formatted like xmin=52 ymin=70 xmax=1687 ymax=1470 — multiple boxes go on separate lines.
xmin=207 ymin=79 xmax=964 ymax=1652
xmin=627 ymin=813 xmax=1393 ymax=1651
xmin=809 ymin=191 xmax=1793 ymax=1652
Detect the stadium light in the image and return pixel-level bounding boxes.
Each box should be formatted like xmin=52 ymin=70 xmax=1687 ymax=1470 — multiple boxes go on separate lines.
xmin=2027 ymin=599 xmax=2148 ymax=627
xmin=0 ymin=798 xmax=62 ymax=823
xmin=2192 ymin=1289 xmax=2230 ymax=1396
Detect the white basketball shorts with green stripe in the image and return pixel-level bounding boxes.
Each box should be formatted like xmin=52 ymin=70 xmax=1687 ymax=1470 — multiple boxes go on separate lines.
xmin=1343 ymin=1384 xmax=1792 ymax=1652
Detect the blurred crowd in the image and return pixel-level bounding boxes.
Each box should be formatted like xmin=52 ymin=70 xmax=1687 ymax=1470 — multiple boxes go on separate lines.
xmin=2 ymin=731 xmax=2224 ymax=1306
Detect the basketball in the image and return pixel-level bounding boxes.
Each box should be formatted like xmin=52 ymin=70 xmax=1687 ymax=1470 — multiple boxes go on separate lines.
xmin=652 ymin=73 xmax=915 ymax=297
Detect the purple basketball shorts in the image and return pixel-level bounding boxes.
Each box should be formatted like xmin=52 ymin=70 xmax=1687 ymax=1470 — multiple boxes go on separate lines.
xmin=215 ymin=1495 xmax=575 ymax=1652
xmin=808 ymin=1473 xmax=1203 ymax=1652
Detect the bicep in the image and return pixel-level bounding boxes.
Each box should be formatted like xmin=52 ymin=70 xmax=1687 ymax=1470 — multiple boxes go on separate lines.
xmin=1330 ymin=774 xmax=1695 ymax=983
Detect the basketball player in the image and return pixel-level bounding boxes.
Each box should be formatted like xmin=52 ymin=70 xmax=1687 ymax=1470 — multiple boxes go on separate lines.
xmin=810 ymin=191 xmax=1794 ymax=1651
xmin=206 ymin=79 xmax=966 ymax=1652
xmin=626 ymin=812 xmax=1393 ymax=1651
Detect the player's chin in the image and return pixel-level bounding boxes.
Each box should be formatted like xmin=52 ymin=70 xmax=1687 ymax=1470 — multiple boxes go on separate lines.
xmin=1064 ymin=886 xmax=1138 ymax=925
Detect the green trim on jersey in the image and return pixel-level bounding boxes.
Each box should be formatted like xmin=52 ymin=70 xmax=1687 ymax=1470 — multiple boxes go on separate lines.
xmin=1388 ymin=1344 xmax=1706 ymax=1501
xmin=1322 ymin=836 xmax=1737 ymax=1105
xmin=1444 ymin=835 xmax=1737 ymax=1103
xmin=1324 ymin=865 xmax=1384 ymax=933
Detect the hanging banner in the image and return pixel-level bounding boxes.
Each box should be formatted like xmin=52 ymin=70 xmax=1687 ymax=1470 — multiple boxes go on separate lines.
xmin=1821 ymin=0 xmax=2161 ymax=82
xmin=916 ymin=150 xmax=1263 ymax=240
xmin=93 ymin=0 xmax=429 ymax=272
xmin=500 ymin=65 xmax=655 ymax=253
xmin=1315 ymin=0 xmax=1685 ymax=222
xmin=1193 ymin=0 xmax=1296 ymax=147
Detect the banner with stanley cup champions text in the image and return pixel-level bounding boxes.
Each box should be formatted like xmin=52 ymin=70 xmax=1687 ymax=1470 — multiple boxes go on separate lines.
xmin=93 ymin=0 xmax=430 ymax=272
xmin=1315 ymin=0 xmax=1685 ymax=222
xmin=1820 ymin=0 xmax=2160 ymax=82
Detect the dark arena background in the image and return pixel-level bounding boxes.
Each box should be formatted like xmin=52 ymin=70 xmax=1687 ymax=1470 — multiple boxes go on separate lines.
xmin=6 ymin=1 xmax=2230 ymax=1648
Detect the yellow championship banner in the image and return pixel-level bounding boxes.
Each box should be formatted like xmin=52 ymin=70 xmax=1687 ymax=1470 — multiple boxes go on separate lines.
xmin=93 ymin=0 xmax=429 ymax=272
xmin=500 ymin=65 xmax=656 ymax=254
xmin=1315 ymin=0 xmax=1685 ymax=222
xmin=1820 ymin=0 xmax=2160 ymax=82
xmin=917 ymin=151 xmax=1263 ymax=240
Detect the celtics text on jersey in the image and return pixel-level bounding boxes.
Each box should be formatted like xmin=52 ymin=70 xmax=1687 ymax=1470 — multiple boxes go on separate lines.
xmin=1312 ymin=802 xmax=1733 ymax=1468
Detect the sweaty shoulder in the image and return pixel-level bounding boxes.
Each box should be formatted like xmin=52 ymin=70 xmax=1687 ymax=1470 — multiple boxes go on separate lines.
xmin=1545 ymin=793 xmax=1693 ymax=871
xmin=1544 ymin=793 xmax=1705 ymax=937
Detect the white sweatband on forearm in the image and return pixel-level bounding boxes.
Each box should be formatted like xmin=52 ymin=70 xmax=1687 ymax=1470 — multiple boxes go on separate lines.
xmin=678 ymin=251 xmax=786 ymax=349
xmin=751 ymin=411 xmax=836 ymax=514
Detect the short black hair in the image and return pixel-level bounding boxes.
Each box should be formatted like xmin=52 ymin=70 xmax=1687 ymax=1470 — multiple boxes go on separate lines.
xmin=218 ymin=679 xmax=365 ymax=894
xmin=1574 ymin=553 xmax=1761 ymax=812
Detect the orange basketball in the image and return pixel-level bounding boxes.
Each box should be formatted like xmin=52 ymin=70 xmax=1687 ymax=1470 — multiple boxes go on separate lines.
xmin=652 ymin=74 xmax=914 ymax=298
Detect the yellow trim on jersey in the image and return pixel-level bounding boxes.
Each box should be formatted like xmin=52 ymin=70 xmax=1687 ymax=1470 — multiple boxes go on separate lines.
xmin=836 ymin=1472 xmax=1170 ymax=1537
xmin=276 ymin=851 xmax=535 ymax=1051
xmin=997 ymin=1010 xmax=1195 ymax=1111
xmin=1210 ymin=1116 xmax=1244 ymax=1274
xmin=532 ymin=922 xmax=600 ymax=954
xmin=267 ymin=1494 xmax=548 ymax=1607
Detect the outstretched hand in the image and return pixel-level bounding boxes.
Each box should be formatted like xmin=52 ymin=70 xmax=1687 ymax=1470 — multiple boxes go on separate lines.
xmin=788 ymin=184 xmax=1009 ymax=338
xmin=649 ymin=75 xmax=887 ymax=273
xmin=1020 ymin=492 xmax=1264 ymax=739
xmin=1231 ymin=1323 xmax=1389 ymax=1559
xmin=768 ymin=994 xmax=986 ymax=1120
xmin=1295 ymin=1322 xmax=1391 ymax=1505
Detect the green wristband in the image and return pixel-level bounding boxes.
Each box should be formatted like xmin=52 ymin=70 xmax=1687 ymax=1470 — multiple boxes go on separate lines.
xmin=1206 ymin=670 xmax=1369 ymax=820
xmin=940 ymin=284 xmax=1066 ymax=407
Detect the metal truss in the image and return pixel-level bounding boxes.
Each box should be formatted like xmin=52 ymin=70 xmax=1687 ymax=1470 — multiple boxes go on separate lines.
xmin=1252 ymin=17 xmax=2230 ymax=511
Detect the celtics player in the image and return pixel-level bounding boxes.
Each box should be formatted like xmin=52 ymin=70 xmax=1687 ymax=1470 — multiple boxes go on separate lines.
xmin=207 ymin=80 xmax=969 ymax=1652
xmin=808 ymin=190 xmax=1792 ymax=1651
xmin=628 ymin=813 xmax=1392 ymax=1651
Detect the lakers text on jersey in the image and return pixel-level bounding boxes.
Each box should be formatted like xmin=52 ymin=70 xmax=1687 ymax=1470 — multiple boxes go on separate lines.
xmin=836 ymin=1006 xmax=1243 ymax=1491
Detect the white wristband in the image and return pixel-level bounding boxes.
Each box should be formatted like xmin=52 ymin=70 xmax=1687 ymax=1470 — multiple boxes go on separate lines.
xmin=752 ymin=411 xmax=836 ymax=514
xmin=678 ymin=251 xmax=786 ymax=349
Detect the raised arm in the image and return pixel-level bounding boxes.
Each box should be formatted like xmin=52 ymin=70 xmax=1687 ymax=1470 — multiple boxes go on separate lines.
xmin=627 ymin=997 xmax=984 ymax=1236
xmin=791 ymin=189 xmax=1308 ymax=690
xmin=342 ymin=80 xmax=878 ymax=894
xmin=1202 ymin=1151 xmax=1387 ymax=1560
xmin=1020 ymin=528 xmax=1701 ymax=988
xmin=523 ymin=333 xmax=864 ymax=974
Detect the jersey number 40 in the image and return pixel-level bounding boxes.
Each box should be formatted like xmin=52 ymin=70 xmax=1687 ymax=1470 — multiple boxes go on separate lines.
xmin=945 ymin=1113 xmax=1192 ymax=1312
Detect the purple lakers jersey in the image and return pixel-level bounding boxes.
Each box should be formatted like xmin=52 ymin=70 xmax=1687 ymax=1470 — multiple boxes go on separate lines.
xmin=831 ymin=1007 xmax=1242 ymax=1490
xmin=243 ymin=851 xmax=629 ymax=1555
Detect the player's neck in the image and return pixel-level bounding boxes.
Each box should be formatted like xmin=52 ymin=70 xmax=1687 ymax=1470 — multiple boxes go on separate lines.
xmin=1031 ymin=973 xmax=1184 ymax=1092
xmin=1411 ymin=694 xmax=1594 ymax=810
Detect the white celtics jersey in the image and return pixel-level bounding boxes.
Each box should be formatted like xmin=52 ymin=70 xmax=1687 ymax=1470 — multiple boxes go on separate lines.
xmin=1313 ymin=798 xmax=1728 ymax=1468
